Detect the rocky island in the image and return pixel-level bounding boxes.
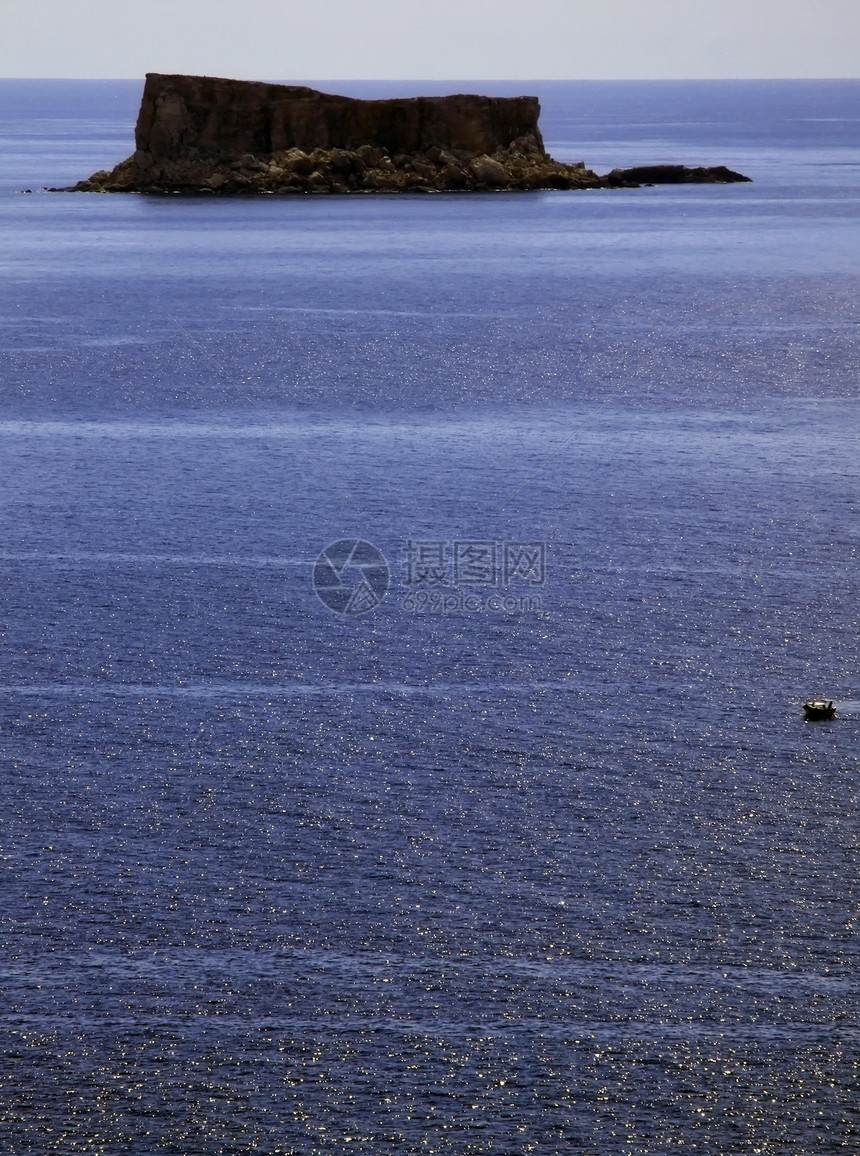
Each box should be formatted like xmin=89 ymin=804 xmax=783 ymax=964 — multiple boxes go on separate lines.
xmin=66 ymin=73 xmax=751 ymax=195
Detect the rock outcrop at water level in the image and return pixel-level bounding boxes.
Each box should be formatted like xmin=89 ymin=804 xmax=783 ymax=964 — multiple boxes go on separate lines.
xmin=66 ymin=73 xmax=751 ymax=195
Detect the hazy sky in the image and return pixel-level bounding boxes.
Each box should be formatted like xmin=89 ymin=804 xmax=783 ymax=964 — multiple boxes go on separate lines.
xmin=2 ymin=0 xmax=858 ymax=79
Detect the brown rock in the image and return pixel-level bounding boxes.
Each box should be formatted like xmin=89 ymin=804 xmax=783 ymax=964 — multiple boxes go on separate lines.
xmin=127 ymin=74 xmax=546 ymax=162
xmin=605 ymin=164 xmax=752 ymax=186
xmin=469 ymin=156 xmax=509 ymax=187
xmin=60 ymin=73 xmax=751 ymax=196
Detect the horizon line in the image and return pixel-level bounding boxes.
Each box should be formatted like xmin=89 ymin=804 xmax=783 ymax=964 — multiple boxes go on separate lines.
xmin=1 ymin=74 xmax=859 ymax=83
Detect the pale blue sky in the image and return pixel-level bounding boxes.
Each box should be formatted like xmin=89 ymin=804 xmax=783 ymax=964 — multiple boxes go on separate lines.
xmin=1 ymin=0 xmax=858 ymax=79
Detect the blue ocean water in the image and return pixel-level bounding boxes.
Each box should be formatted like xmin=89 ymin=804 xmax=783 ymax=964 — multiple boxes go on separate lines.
xmin=0 ymin=79 xmax=859 ymax=1154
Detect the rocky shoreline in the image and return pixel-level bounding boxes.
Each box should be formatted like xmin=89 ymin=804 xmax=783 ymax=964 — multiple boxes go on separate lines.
xmin=68 ymin=151 xmax=751 ymax=195
xmin=58 ymin=74 xmax=751 ymax=196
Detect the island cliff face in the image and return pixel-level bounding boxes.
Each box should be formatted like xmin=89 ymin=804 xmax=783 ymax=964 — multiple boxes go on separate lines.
xmin=135 ymin=74 xmax=546 ymax=159
xmin=71 ymin=74 xmax=750 ymax=195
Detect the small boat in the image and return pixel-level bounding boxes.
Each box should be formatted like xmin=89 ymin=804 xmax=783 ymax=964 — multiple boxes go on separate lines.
xmin=803 ymin=700 xmax=835 ymax=720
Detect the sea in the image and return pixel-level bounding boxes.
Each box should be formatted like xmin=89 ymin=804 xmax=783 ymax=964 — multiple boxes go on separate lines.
xmin=0 ymin=78 xmax=858 ymax=1155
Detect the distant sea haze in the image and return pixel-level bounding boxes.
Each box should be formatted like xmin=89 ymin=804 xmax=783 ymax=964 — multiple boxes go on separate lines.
xmin=0 ymin=79 xmax=858 ymax=1155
